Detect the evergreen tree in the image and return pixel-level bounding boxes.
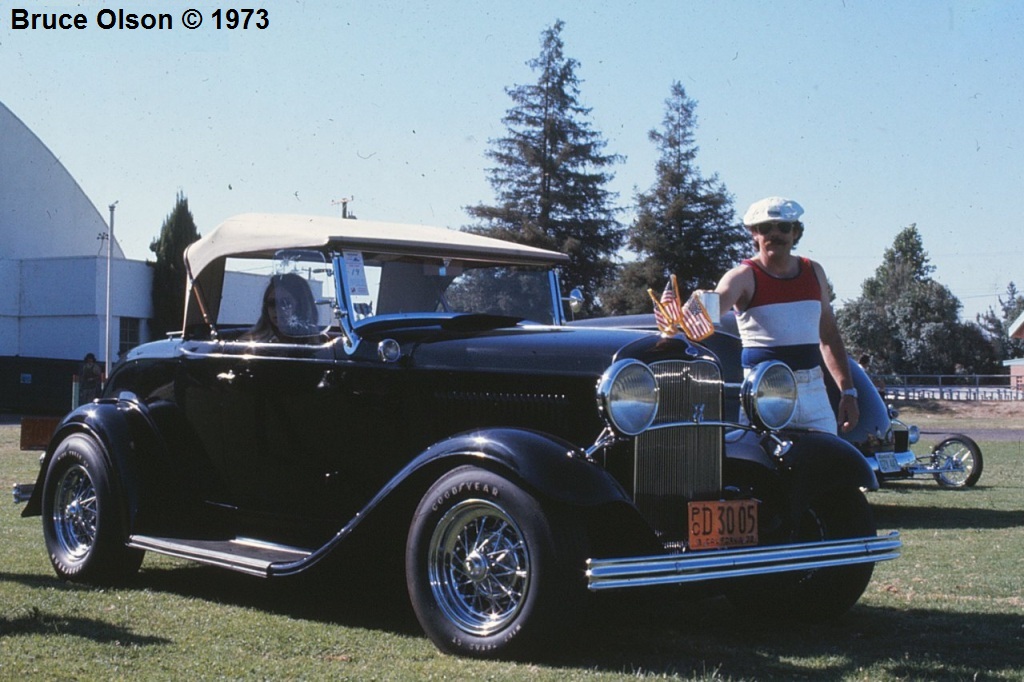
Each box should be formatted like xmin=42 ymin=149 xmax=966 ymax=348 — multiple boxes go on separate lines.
xmin=466 ymin=20 xmax=622 ymax=313
xmin=149 ymin=192 xmax=200 ymax=336
xmin=977 ymin=282 xmax=1024 ymax=361
xmin=837 ymin=224 xmax=998 ymax=375
xmin=862 ymin=224 xmax=935 ymax=300
xmin=601 ymin=82 xmax=743 ymax=314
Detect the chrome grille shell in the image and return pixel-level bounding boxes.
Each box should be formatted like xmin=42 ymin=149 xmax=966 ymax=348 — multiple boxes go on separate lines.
xmin=633 ymin=359 xmax=724 ymax=542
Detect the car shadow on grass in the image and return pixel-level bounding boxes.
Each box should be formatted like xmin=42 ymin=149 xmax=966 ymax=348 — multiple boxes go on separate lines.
xmin=6 ymin=563 xmax=1020 ymax=678
xmin=0 ymin=593 xmax=170 ymax=647
xmin=548 ymin=592 xmax=1023 ymax=680
xmin=870 ymin=501 xmax=1024 ymax=530
xmin=133 ymin=559 xmax=424 ymax=637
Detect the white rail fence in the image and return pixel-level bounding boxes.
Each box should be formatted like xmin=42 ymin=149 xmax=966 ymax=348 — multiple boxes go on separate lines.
xmin=874 ymin=374 xmax=1024 ymax=401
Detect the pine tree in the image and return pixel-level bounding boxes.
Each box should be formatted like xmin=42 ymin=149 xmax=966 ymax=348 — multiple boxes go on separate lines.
xmin=466 ymin=20 xmax=622 ymax=313
xmin=601 ymin=82 xmax=743 ymax=314
xmin=149 ymin=192 xmax=200 ymax=336
xmin=837 ymin=224 xmax=998 ymax=375
xmin=977 ymin=282 xmax=1024 ymax=361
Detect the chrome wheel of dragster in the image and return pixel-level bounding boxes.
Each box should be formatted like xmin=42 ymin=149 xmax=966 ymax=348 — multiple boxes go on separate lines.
xmin=406 ymin=465 xmax=584 ymax=658
xmin=42 ymin=433 xmax=143 ymax=584
xmin=729 ymin=487 xmax=876 ymax=622
xmin=932 ymin=434 xmax=983 ymax=488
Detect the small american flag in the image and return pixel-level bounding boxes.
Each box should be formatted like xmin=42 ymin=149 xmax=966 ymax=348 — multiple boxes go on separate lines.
xmin=649 ymin=276 xmax=682 ymax=335
xmin=679 ymin=293 xmax=714 ymax=341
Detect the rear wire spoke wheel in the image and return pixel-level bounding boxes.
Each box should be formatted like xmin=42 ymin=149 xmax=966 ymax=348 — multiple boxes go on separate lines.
xmin=932 ymin=435 xmax=983 ymax=488
xmin=52 ymin=463 xmax=98 ymax=564
xmin=406 ymin=465 xmax=584 ymax=658
xmin=42 ymin=434 xmax=143 ymax=584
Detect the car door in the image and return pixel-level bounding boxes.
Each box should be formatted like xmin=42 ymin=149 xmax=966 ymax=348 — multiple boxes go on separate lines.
xmin=201 ymin=338 xmax=350 ymax=521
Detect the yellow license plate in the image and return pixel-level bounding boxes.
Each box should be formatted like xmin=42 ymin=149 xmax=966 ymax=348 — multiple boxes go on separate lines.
xmin=688 ymin=499 xmax=759 ymax=550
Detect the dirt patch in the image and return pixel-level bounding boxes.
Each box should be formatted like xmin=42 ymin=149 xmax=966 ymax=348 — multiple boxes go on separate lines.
xmin=892 ymin=398 xmax=1024 ymax=419
xmin=888 ymin=399 xmax=1024 ymax=439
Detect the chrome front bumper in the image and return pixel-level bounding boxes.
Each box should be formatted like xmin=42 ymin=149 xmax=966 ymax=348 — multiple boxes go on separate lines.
xmin=866 ymin=450 xmax=965 ymax=477
xmin=586 ymin=532 xmax=901 ymax=591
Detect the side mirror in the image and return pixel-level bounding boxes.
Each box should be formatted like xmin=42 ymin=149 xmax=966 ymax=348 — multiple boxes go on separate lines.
xmin=567 ymin=288 xmax=584 ymax=314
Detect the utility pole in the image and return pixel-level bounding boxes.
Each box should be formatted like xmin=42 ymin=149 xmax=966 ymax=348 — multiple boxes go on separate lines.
xmin=331 ymin=196 xmax=353 ymax=219
xmin=105 ymin=201 xmax=118 ymax=378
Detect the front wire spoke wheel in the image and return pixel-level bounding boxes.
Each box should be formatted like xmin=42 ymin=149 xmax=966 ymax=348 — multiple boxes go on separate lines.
xmin=932 ymin=435 xmax=983 ymax=488
xmin=430 ymin=501 xmax=529 ymax=636
xmin=407 ymin=465 xmax=586 ymax=658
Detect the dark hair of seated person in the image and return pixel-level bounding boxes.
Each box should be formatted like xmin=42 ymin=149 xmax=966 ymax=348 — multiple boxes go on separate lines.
xmin=240 ymin=273 xmax=323 ymax=343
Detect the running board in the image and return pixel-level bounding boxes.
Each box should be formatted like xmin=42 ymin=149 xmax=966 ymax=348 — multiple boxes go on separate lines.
xmin=128 ymin=535 xmax=312 ymax=577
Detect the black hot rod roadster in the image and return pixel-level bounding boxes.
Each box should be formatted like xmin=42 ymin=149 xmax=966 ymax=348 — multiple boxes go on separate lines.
xmin=17 ymin=213 xmax=900 ymax=658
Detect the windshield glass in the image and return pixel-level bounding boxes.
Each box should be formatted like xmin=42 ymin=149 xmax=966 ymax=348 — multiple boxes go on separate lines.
xmin=218 ymin=250 xmax=335 ymax=342
xmin=340 ymin=253 xmax=557 ymax=325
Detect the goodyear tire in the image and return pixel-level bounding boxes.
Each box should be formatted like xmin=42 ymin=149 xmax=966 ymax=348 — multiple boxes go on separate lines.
xmin=406 ymin=465 xmax=584 ymax=658
xmin=42 ymin=433 xmax=143 ymax=584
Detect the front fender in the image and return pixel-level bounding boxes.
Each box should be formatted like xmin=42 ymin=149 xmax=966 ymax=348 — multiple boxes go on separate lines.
xmin=270 ymin=427 xmax=642 ymax=577
xmin=779 ymin=430 xmax=879 ymax=519
xmin=414 ymin=427 xmax=633 ymax=508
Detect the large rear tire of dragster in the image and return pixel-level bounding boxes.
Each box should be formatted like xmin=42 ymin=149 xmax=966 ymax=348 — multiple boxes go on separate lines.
xmin=728 ymin=487 xmax=877 ymax=622
xmin=932 ymin=434 xmax=983 ymax=488
xmin=406 ymin=465 xmax=585 ymax=659
xmin=42 ymin=433 xmax=144 ymax=584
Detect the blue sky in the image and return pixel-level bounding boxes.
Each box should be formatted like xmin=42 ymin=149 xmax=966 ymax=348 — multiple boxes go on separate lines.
xmin=3 ymin=1 xmax=1022 ymax=320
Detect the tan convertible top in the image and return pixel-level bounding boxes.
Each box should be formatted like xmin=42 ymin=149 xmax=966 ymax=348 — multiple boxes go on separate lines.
xmin=182 ymin=213 xmax=569 ymax=330
xmin=185 ymin=213 xmax=568 ymax=278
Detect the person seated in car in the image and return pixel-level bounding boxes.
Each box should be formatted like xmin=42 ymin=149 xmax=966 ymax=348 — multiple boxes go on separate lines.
xmin=241 ymin=273 xmax=323 ymax=343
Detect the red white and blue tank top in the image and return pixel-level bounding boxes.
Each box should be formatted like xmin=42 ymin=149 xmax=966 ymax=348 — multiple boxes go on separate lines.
xmin=736 ymin=257 xmax=823 ymax=370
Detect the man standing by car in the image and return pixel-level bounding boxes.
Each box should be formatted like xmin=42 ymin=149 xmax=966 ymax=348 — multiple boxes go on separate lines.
xmin=713 ymin=196 xmax=859 ymax=433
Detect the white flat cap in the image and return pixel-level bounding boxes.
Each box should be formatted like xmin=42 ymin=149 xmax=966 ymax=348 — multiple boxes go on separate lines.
xmin=742 ymin=197 xmax=804 ymax=226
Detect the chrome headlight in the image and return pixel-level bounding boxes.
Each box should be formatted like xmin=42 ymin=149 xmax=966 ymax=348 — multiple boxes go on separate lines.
xmin=908 ymin=424 xmax=920 ymax=445
xmin=741 ymin=361 xmax=797 ymax=431
xmin=597 ymin=360 xmax=659 ymax=436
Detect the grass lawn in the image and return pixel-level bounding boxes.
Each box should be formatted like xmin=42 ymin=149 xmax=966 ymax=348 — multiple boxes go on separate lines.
xmin=1 ymin=407 xmax=1021 ymax=681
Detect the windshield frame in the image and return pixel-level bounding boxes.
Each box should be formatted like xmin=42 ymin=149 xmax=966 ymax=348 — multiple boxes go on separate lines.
xmin=331 ymin=250 xmax=566 ymax=351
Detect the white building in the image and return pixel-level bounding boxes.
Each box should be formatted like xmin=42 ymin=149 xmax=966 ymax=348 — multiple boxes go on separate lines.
xmin=1 ymin=101 xmax=153 ymax=413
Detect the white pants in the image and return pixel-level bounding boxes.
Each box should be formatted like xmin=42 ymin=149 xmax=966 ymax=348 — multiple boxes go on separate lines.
xmin=791 ymin=366 xmax=838 ymax=434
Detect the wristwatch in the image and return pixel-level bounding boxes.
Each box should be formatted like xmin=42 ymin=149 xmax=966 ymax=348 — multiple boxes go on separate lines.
xmin=841 ymin=388 xmax=858 ymax=398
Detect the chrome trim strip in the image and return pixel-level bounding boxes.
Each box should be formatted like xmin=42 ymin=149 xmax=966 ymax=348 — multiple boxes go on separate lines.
xmin=12 ymin=483 xmax=34 ymax=504
xmin=179 ymin=346 xmax=341 ymax=363
xmin=586 ymin=532 xmax=901 ymax=591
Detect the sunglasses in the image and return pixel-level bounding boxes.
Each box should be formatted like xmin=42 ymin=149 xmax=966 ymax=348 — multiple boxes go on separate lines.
xmin=267 ymin=297 xmax=296 ymax=309
xmin=752 ymin=221 xmax=801 ymax=236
